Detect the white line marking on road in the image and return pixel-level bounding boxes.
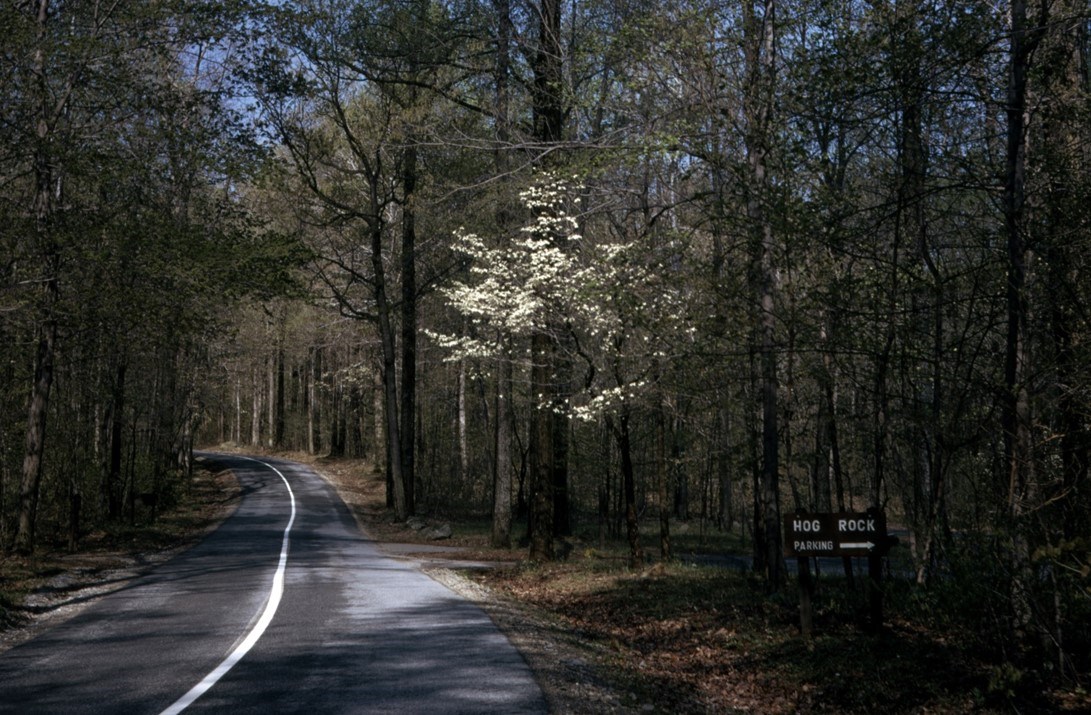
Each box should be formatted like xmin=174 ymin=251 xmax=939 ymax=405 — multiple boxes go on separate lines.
xmin=159 ymin=457 xmax=297 ymax=715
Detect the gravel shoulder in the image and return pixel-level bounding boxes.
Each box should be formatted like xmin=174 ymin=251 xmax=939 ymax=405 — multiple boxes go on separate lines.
xmin=426 ymin=566 xmax=638 ymax=714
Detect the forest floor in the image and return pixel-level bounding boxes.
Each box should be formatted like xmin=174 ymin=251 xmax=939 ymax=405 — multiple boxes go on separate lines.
xmin=2 ymin=453 xmax=1088 ymax=713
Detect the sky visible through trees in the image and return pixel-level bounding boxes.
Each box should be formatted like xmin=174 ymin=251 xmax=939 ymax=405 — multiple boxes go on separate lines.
xmin=1 ymin=0 xmax=1090 ymax=691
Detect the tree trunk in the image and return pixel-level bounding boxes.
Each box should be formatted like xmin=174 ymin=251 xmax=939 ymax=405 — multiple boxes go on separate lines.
xmin=14 ymin=320 xmax=57 ymax=554
xmin=347 ymin=382 xmax=364 ymax=458
xmin=458 ymin=356 xmax=469 ymax=489
xmin=492 ymin=341 xmax=514 ymax=548
xmin=886 ymin=7 xmax=946 ymax=583
xmin=1002 ymin=0 xmax=1042 ymax=645
xmin=552 ymin=408 xmax=570 ymax=536
xmin=526 ymin=0 xmax=564 ymax=560
xmin=13 ymin=0 xmax=60 ymax=555
xmin=528 ymin=333 xmax=555 ymax=561
xmin=400 ymin=141 xmax=418 ymax=516
xmin=308 ymin=345 xmax=322 ymax=454
xmin=490 ymin=0 xmax=515 ymax=549
xmin=274 ymin=346 xmax=285 ymax=448
xmin=266 ymin=352 xmax=276 ymax=448
xmin=251 ymin=364 xmax=262 ymax=446
xmin=1040 ymin=6 xmax=1090 ymax=555
xmin=657 ymin=400 xmax=671 ymax=561
xmin=107 ymin=360 xmax=126 ymax=520
xmin=716 ymin=406 xmax=733 ymax=532
xmin=812 ymin=387 xmax=831 ymax=513
xmin=743 ymin=0 xmax=783 ymax=591
xmin=329 ymin=372 xmax=345 ymax=459
xmin=615 ymin=409 xmax=644 ymax=569
xmin=371 ymin=213 xmax=408 ymax=521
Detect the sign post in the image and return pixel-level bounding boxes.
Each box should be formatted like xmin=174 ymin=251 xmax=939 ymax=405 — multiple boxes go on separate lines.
xmin=783 ymin=508 xmax=893 ymax=635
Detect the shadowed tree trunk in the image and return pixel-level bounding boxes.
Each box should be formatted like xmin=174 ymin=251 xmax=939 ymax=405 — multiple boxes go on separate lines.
xmin=400 ymin=142 xmax=418 ymax=517
xmin=657 ymin=398 xmax=671 ymax=561
xmin=14 ymin=0 xmax=62 ymax=555
xmin=527 ymin=0 xmax=564 ymax=561
xmin=1001 ymin=0 xmax=1043 ymax=644
xmin=609 ymin=408 xmax=644 ymax=569
xmin=490 ymin=0 xmax=515 ymax=549
xmin=492 ymin=339 xmax=514 ymax=548
xmin=528 ymin=333 xmax=555 ymax=560
xmin=743 ymin=0 xmax=783 ymax=591
xmin=371 ymin=204 xmax=408 ymax=520
xmin=107 ymin=360 xmax=127 ymax=519
xmin=308 ymin=346 xmax=322 ymax=454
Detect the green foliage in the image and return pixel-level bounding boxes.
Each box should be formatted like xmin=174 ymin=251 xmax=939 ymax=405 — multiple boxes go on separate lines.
xmin=0 ymin=0 xmax=297 ymax=553
xmin=1034 ymin=537 xmax=1091 ymax=583
xmin=985 ymin=662 xmax=1025 ymax=701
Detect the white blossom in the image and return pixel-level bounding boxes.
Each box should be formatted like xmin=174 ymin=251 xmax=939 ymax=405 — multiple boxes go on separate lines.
xmin=431 ymin=171 xmax=697 ymax=421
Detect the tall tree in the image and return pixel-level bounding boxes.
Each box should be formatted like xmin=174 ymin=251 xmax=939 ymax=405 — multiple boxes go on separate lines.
xmin=526 ymin=0 xmax=565 ymax=561
xmin=1001 ymin=0 xmax=1045 ymax=643
xmin=253 ymin=1 xmax=418 ymax=518
xmin=742 ymin=0 xmax=784 ymax=590
xmin=3 ymin=0 xmax=270 ymax=552
xmin=490 ymin=0 xmax=517 ymax=549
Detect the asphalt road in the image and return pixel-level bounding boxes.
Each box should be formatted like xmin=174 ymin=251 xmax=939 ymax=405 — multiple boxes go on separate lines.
xmin=0 ymin=453 xmax=546 ymax=714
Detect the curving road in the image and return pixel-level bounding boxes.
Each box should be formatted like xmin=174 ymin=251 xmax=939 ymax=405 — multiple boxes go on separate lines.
xmin=0 ymin=453 xmax=546 ymax=714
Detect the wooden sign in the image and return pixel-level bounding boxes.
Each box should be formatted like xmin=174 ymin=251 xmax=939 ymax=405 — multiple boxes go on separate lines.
xmin=783 ymin=510 xmax=891 ymax=557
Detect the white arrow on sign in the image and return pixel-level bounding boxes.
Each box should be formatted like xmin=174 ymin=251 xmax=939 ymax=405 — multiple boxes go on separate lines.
xmin=839 ymin=541 xmax=875 ymax=550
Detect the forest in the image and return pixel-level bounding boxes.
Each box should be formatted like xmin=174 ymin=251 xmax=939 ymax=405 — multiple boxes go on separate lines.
xmin=2 ymin=0 xmax=1090 ymax=699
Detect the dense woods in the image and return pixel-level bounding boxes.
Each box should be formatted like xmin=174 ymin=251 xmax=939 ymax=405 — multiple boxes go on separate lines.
xmin=3 ymin=0 xmax=1090 ymax=691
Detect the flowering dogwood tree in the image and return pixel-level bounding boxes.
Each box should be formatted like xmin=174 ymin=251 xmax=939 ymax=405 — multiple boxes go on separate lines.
xmin=435 ymin=173 xmax=689 ymax=403
xmin=432 ymin=172 xmax=695 ymax=564
xmin=432 ymin=176 xmax=586 ymax=357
